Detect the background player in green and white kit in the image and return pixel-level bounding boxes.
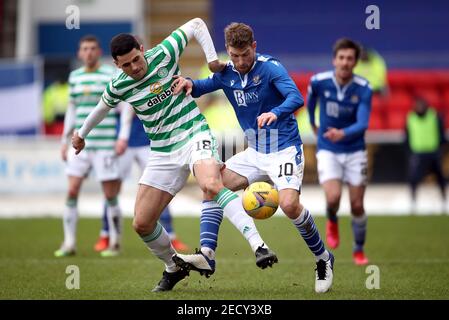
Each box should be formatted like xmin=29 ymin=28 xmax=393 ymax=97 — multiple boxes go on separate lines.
xmin=55 ymin=35 xmax=130 ymax=258
xmin=72 ymin=18 xmax=274 ymax=292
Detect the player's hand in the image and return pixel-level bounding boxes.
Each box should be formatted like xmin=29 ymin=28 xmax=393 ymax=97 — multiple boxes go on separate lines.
xmin=208 ymin=59 xmax=226 ymax=73
xmin=72 ymin=131 xmax=85 ymax=155
xmin=61 ymin=143 xmax=68 ymax=162
xmin=257 ymin=112 xmax=278 ymax=128
xmin=172 ymin=75 xmax=193 ymax=96
xmin=115 ymin=139 xmax=128 ymax=156
xmin=312 ymin=125 xmax=319 ymax=136
xmin=323 ymin=127 xmax=345 ymax=142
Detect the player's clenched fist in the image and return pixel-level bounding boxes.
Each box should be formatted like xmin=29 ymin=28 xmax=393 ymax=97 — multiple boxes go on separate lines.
xmin=72 ymin=131 xmax=85 ymax=155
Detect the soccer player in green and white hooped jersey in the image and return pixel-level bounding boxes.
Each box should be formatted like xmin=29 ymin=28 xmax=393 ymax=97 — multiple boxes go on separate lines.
xmin=55 ymin=35 xmax=131 ymax=258
xmin=72 ymin=18 xmax=276 ymax=292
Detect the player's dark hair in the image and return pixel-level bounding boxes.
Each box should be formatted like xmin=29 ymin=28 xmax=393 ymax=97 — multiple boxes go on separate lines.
xmin=333 ymin=38 xmax=361 ymax=60
xmin=79 ymin=34 xmax=100 ymax=48
xmin=110 ymin=33 xmax=140 ymax=60
xmin=224 ymin=22 xmax=254 ymax=48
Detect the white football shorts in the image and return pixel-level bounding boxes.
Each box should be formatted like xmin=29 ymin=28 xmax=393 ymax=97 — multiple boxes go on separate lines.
xmin=66 ymin=148 xmax=120 ymax=182
xmin=119 ymin=145 xmax=149 ymax=180
xmin=225 ymin=145 xmax=305 ymax=191
xmin=138 ymin=130 xmax=221 ymax=195
xmin=316 ymin=149 xmax=368 ymax=186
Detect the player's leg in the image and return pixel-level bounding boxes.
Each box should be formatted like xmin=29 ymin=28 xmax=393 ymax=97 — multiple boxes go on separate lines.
xmin=159 ymin=206 xmax=190 ymax=252
xmin=55 ymin=175 xmax=84 ymax=257
xmin=94 ymin=202 xmax=110 ymax=252
xmin=95 ymin=148 xmax=133 ymax=251
xmin=271 ymin=145 xmax=333 ymax=293
xmin=135 ymin=146 xmax=189 ymax=251
xmin=93 ymin=150 xmax=123 ymax=256
xmin=430 ymin=152 xmax=447 ymax=209
xmin=197 ymin=161 xmax=249 ymax=259
xmin=55 ymin=149 xmax=90 ymax=257
xmin=345 ymin=150 xmax=369 ymax=265
xmin=193 ymin=166 xmax=277 ymax=270
xmin=136 ymin=152 xmax=191 ymax=292
xmin=317 ymin=150 xmax=344 ymax=249
xmin=134 ymin=185 xmax=174 ymax=262
xmin=134 ymin=184 xmax=189 ymax=292
xmin=322 ymin=180 xmax=343 ymax=249
xmin=348 ymin=184 xmax=368 ymax=265
xmin=173 ymin=141 xmax=277 ymax=275
xmin=220 ymin=166 xmax=278 ymax=268
xmin=172 ymin=157 xmax=227 ymax=277
xmin=100 ymin=179 xmax=122 ymax=256
xmin=408 ymin=153 xmax=425 ymax=212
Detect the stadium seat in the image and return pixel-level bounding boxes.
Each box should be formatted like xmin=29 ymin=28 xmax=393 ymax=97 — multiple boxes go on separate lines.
xmin=412 ymin=71 xmax=440 ymax=89
xmin=368 ymin=109 xmax=385 ymax=130
xmin=387 ymin=71 xmax=415 ymax=91
xmin=386 ymin=110 xmax=408 ymax=130
xmin=385 ymin=89 xmax=413 ymax=112
xmin=442 ymin=89 xmax=449 ymax=113
xmin=371 ymin=94 xmax=386 ymax=111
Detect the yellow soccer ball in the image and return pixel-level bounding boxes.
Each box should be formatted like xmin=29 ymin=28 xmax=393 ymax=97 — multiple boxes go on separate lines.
xmin=242 ymin=182 xmax=279 ymax=219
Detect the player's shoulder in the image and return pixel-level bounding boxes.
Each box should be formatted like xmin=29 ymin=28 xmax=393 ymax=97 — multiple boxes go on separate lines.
xmin=145 ymin=46 xmax=164 ymax=59
xmin=68 ymin=67 xmax=85 ymax=79
xmin=110 ymin=65 xmax=133 ymax=84
xmin=353 ymin=74 xmax=372 ymax=90
xmin=311 ymin=70 xmax=334 ymax=83
xmin=256 ymin=54 xmax=283 ymax=68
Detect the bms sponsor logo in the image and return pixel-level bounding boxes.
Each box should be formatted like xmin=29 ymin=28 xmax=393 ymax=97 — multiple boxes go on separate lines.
xmin=233 ymin=90 xmax=259 ymax=107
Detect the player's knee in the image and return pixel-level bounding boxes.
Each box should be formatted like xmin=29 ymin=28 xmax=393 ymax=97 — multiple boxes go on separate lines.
xmin=350 ymin=200 xmax=364 ymax=216
xmin=132 ymin=218 xmax=155 ymax=236
xmin=67 ymin=188 xmax=79 ymax=199
xmin=279 ymin=197 xmax=300 ymax=218
xmin=327 ymin=193 xmax=341 ymax=209
xmin=199 ymin=177 xmax=223 ymax=197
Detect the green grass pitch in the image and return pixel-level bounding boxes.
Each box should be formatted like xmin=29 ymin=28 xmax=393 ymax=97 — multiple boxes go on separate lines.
xmin=0 ymin=216 xmax=448 ymax=299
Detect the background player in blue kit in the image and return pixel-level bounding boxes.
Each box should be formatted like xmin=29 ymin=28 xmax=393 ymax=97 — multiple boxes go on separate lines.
xmin=172 ymin=22 xmax=334 ymax=293
xmin=307 ymin=38 xmax=372 ymax=266
xmin=95 ymin=107 xmax=190 ymax=254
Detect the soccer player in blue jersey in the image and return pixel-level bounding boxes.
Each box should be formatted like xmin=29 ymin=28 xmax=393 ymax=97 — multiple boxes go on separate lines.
xmin=172 ymin=22 xmax=334 ymax=293
xmin=307 ymin=38 xmax=372 ymax=266
xmin=94 ymin=108 xmax=190 ymax=254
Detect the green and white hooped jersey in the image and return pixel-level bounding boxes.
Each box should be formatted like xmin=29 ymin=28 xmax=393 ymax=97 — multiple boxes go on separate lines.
xmin=69 ymin=64 xmax=117 ymax=150
xmin=102 ymin=28 xmax=209 ymax=153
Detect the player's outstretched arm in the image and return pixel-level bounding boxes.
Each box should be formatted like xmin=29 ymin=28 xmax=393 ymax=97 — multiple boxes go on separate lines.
xmin=72 ymin=99 xmax=111 ymax=154
xmin=61 ymin=102 xmax=76 ymax=161
xmin=172 ymin=74 xmax=221 ymax=98
xmin=178 ymin=18 xmax=225 ymax=72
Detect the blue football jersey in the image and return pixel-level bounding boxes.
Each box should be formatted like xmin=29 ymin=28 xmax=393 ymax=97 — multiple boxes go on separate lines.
xmin=128 ymin=115 xmax=149 ymax=147
xmin=307 ymin=71 xmax=372 ymax=153
xmin=191 ymin=54 xmax=304 ymax=153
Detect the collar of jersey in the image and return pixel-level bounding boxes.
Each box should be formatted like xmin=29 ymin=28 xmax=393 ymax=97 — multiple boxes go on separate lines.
xmin=229 ymin=59 xmax=257 ymax=89
xmin=332 ymin=71 xmax=354 ymax=101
